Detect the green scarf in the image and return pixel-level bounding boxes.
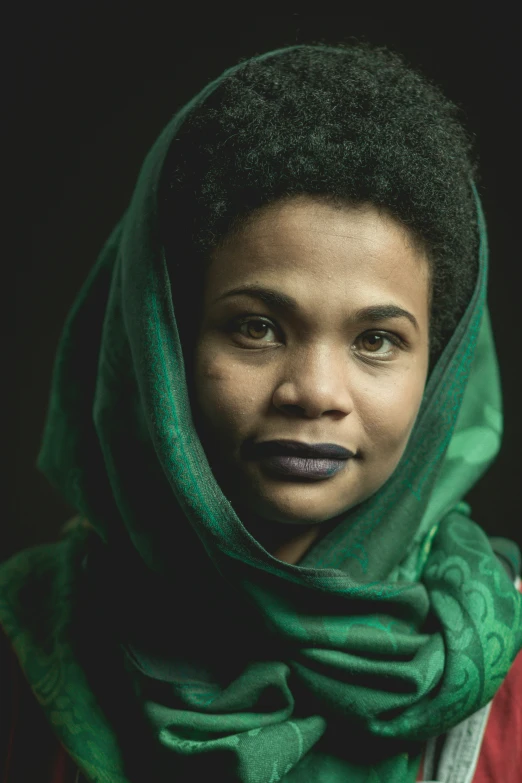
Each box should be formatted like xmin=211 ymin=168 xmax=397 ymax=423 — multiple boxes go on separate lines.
xmin=2 ymin=47 xmax=521 ymax=783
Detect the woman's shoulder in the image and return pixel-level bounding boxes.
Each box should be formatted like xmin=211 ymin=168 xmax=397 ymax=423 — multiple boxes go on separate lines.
xmin=0 ymin=517 xmax=92 ymax=781
xmin=0 ymin=624 xmax=83 ymax=782
xmin=0 ymin=516 xmax=93 ymax=618
xmin=418 ymin=576 xmax=522 ymax=782
xmin=471 ymin=577 xmax=522 ymax=782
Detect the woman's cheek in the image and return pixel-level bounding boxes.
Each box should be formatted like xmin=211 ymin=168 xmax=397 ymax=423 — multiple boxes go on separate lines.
xmin=195 ymin=351 xmax=251 ymax=436
xmin=357 ymin=374 xmax=423 ymax=453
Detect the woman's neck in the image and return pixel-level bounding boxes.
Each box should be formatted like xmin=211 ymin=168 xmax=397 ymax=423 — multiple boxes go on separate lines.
xmin=270 ymin=525 xmax=325 ymax=564
xmin=234 ymin=505 xmax=339 ymax=565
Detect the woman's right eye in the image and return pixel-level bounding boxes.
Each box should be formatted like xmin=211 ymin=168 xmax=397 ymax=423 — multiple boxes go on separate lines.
xmin=236 ymin=318 xmax=278 ymax=343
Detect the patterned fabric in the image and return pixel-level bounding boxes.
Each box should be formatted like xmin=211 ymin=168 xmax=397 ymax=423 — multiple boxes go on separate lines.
xmin=1 ymin=45 xmax=521 ymax=782
xmin=2 ymin=578 xmax=521 ymax=783
xmin=416 ymin=578 xmax=522 ymax=783
xmin=0 ymin=622 xmax=83 ymax=782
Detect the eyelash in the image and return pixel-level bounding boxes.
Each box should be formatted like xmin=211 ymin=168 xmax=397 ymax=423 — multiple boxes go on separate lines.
xmin=227 ymin=315 xmax=406 ymax=359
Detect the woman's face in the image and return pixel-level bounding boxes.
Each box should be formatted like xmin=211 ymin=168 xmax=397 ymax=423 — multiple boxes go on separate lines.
xmin=193 ymin=196 xmax=430 ymax=528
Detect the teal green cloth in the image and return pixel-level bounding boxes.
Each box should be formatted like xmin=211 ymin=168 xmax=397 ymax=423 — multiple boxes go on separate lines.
xmin=1 ymin=46 xmax=521 ymax=783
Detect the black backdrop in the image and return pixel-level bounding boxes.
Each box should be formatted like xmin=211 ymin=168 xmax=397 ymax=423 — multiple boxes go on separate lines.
xmin=8 ymin=15 xmax=521 ymax=560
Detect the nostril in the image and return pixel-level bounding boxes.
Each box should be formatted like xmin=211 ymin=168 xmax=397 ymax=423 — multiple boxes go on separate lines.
xmin=281 ymin=404 xmax=306 ymax=416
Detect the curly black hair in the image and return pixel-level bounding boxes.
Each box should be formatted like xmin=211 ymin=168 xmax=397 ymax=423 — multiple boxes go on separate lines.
xmin=159 ymin=42 xmax=479 ymax=364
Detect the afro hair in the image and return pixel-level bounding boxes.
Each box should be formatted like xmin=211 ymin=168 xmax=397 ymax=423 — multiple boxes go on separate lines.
xmin=159 ymin=43 xmax=479 ymax=363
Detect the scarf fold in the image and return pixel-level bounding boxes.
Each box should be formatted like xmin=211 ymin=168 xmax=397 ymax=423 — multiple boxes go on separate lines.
xmin=1 ymin=45 xmax=521 ymax=783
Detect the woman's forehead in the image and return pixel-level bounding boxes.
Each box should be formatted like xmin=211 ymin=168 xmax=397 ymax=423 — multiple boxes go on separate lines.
xmin=204 ymin=197 xmax=430 ymax=316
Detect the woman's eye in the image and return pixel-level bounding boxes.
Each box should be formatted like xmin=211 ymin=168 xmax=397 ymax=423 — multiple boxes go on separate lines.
xmin=229 ymin=320 xmax=401 ymax=356
xmin=355 ymin=331 xmax=400 ymax=357
xmin=235 ymin=318 xmax=278 ymax=343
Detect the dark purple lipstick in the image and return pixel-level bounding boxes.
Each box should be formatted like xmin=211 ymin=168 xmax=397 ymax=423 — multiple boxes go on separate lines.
xmin=244 ymin=439 xmax=355 ymax=481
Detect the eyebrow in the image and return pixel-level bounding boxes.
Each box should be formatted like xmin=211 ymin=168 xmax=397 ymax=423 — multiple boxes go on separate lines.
xmin=214 ymin=284 xmax=419 ymax=331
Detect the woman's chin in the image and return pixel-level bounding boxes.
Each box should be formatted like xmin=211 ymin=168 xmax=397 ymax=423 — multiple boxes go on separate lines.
xmin=237 ymin=490 xmax=353 ymax=527
xmin=216 ymin=460 xmax=367 ymax=525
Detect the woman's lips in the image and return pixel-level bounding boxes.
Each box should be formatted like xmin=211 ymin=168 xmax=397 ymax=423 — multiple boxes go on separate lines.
xmin=241 ymin=439 xmax=356 ymax=481
xmin=261 ymin=455 xmax=349 ymax=481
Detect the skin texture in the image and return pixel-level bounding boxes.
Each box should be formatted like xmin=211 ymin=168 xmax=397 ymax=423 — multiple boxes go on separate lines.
xmin=192 ymin=196 xmax=430 ymax=564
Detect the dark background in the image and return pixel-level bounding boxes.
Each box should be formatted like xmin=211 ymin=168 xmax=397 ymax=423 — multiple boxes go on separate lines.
xmin=8 ymin=15 xmax=521 ymax=560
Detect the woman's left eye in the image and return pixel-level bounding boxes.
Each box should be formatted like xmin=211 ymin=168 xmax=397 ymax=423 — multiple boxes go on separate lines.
xmin=355 ymin=331 xmax=400 ymax=357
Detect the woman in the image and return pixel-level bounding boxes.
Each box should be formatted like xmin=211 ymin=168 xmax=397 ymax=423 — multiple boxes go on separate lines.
xmin=2 ymin=43 xmax=521 ymax=782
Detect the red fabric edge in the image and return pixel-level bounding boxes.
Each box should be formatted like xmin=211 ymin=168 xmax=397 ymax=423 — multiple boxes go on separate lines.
xmin=50 ymin=744 xmax=69 ymax=783
xmin=417 ymin=577 xmax=522 ymax=783
xmin=471 ymin=577 xmax=522 ymax=783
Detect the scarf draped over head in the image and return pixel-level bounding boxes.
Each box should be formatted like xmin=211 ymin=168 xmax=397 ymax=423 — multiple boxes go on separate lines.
xmin=1 ymin=46 xmax=521 ymax=783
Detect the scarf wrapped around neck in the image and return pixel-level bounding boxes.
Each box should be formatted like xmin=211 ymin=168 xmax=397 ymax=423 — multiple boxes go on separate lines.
xmin=1 ymin=46 xmax=521 ymax=783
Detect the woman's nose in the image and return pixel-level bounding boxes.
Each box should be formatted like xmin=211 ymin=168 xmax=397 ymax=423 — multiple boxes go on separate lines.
xmin=271 ymin=344 xmax=354 ymax=419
